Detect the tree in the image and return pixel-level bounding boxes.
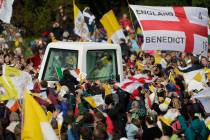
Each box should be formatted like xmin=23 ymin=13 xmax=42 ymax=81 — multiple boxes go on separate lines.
xmin=11 ymin=0 xmax=210 ymax=35
xmin=12 ymin=0 xmax=73 ymax=35
xmin=192 ymin=0 xmax=210 ymax=9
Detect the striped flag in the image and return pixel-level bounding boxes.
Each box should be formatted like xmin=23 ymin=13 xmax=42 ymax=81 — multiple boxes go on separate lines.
xmin=6 ymin=99 xmax=19 ymax=112
xmin=70 ymin=69 xmax=87 ymax=83
xmin=100 ymin=10 xmax=125 ymax=44
xmin=55 ymin=67 xmax=63 ymax=80
xmin=73 ymin=0 xmax=89 ymax=40
xmin=55 ymin=68 xmax=86 ymax=83
xmin=22 ymin=90 xmax=58 ymax=140
xmin=0 ymin=76 xmax=18 ymax=101
xmin=116 ymin=74 xmax=155 ymax=94
xmin=70 ymin=69 xmax=80 ymax=79
xmin=84 ymin=95 xmax=104 ymax=108
xmin=2 ymin=65 xmax=33 ymax=99
xmin=3 ymin=64 xmax=20 ymax=77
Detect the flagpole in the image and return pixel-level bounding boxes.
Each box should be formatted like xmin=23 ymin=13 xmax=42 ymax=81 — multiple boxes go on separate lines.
xmin=126 ymin=0 xmax=135 ymax=32
xmin=96 ymin=107 xmax=103 ymax=114
xmin=20 ymin=96 xmax=24 ymax=140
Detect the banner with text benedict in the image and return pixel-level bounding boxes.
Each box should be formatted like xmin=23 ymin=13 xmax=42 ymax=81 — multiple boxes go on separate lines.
xmin=129 ymin=5 xmax=209 ymax=56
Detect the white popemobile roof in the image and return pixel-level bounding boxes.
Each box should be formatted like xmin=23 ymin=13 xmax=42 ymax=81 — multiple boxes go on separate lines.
xmin=47 ymin=41 xmax=120 ymax=51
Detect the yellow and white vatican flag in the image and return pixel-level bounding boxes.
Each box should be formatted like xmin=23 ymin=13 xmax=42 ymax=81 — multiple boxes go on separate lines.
xmin=3 ymin=64 xmax=20 ymax=77
xmin=0 ymin=0 xmax=14 ymax=23
xmin=73 ymin=0 xmax=89 ymax=40
xmin=22 ymin=91 xmax=58 ymax=140
xmin=84 ymin=95 xmax=104 ymax=108
xmin=100 ymin=10 xmax=125 ymax=44
xmin=2 ymin=65 xmax=33 ymax=98
xmin=0 ymin=76 xmax=18 ymax=101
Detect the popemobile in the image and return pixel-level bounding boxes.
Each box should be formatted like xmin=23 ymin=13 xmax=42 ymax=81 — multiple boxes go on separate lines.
xmin=38 ymin=42 xmax=123 ymax=83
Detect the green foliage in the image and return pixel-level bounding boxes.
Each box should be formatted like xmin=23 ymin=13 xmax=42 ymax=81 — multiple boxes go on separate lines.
xmin=135 ymin=0 xmax=189 ymax=6
xmin=12 ymin=0 xmax=74 ymax=35
xmin=192 ymin=0 xmax=210 ymax=8
xmin=12 ymin=0 xmax=209 ymax=35
xmin=33 ymin=7 xmax=51 ymax=33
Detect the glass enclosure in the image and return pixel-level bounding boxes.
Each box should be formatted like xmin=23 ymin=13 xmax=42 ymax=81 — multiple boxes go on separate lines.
xmin=86 ymin=50 xmax=118 ymax=81
xmin=43 ymin=48 xmax=78 ymax=81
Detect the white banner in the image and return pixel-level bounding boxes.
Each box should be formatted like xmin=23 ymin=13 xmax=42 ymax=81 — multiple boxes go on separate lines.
xmin=130 ymin=5 xmax=209 ymax=56
xmin=143 ymin=30 xmax=185 ymax=51
xmin=0 ymin=0 xmax=14 ymax=23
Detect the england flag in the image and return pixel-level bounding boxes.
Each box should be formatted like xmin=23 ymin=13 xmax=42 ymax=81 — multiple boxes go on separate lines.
xmin=130 ymin=5 xmax=209 ymax=56
xmin=116 ymin=74 xmax=155 ymax=94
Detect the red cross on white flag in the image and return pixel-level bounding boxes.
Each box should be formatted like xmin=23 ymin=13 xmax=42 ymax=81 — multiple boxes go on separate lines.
xmin=116 ymin=74 xmax=155 ymax=94
xmin=130 ymin=5 xmax=209 ymax=56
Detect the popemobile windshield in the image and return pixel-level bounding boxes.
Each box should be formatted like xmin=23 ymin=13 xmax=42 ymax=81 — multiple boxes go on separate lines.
xmin=38 ymin=42 xmax=123 ymax=83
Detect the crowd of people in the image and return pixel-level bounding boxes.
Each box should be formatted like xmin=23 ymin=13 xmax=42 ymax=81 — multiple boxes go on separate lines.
xmin=0 ymin=5 xmax=210 ymax=140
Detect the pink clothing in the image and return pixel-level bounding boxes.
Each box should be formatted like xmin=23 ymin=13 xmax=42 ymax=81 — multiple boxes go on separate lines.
xmin=172 ymin=120 xmax=181 ymax=133
xmin=119 ymin=18 xmax=132 ymax=30
xmin=146 ymin=50 xmax=156 ymax=55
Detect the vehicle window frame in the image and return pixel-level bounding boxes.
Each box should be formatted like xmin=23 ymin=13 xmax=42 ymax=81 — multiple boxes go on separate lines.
xmin=42 ymin=48 xmax=78 ymax=81
xmin=86 ymin=49 xmax=118 ymax=81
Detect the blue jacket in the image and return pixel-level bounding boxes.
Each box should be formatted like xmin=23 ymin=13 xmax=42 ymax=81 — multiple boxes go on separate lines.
xmin=67 ymin=128 xmax=75 ymax=140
